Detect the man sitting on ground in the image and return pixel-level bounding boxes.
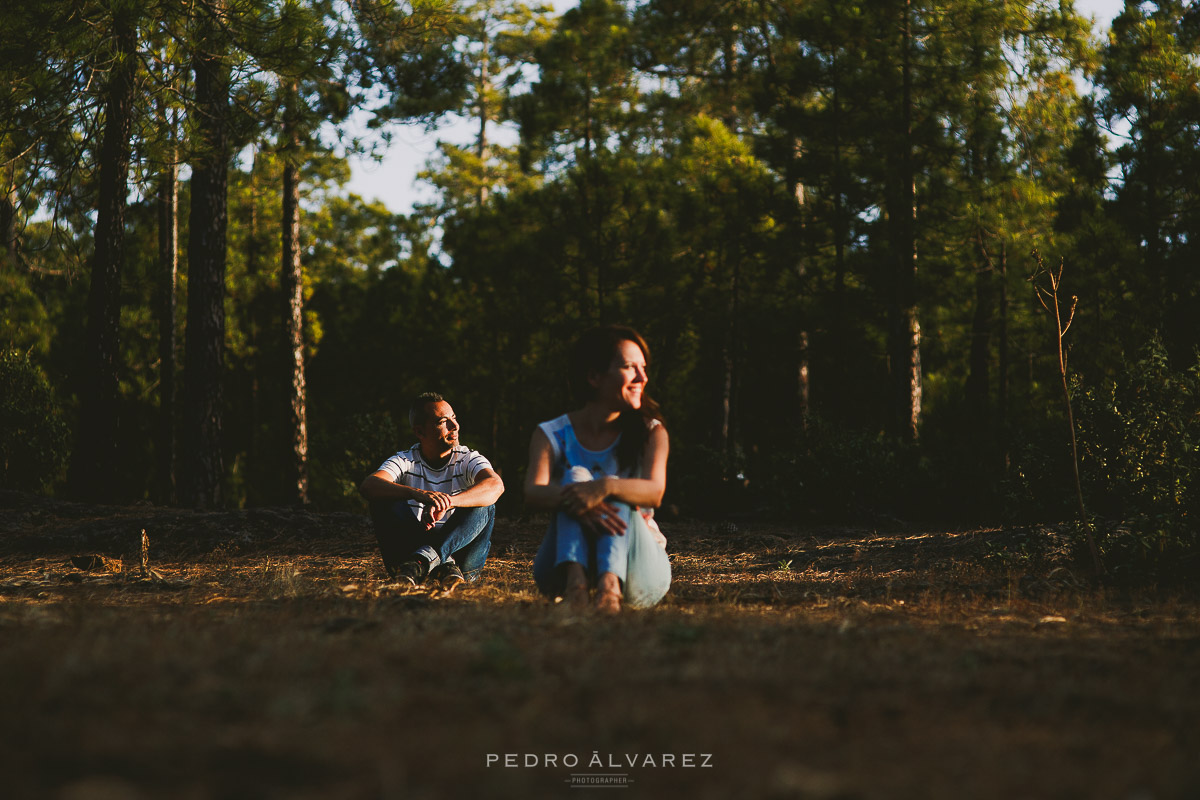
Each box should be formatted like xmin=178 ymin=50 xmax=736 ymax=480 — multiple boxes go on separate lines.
xmin=359 ymin=392 xmax=504 ymax=590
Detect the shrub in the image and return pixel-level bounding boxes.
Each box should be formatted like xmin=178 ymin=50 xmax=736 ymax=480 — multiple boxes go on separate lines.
xmin=1075 ymin=337 xmax=1200 ymax=571
xmin=0 ymin=349 xmax=69 ymax=491
xmin=309 ymin=411 xmax=402 ymax=510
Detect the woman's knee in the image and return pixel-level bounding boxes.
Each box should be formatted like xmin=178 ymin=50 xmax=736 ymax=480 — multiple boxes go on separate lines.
xmin=563 ymin=465 xmax=593 ymax=486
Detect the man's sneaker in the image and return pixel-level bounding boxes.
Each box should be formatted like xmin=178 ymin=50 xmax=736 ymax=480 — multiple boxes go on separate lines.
xmin=391 ymin=558 xmax=428 ymax=586
xmin=431 ymin=561 xmax=465 ymax=592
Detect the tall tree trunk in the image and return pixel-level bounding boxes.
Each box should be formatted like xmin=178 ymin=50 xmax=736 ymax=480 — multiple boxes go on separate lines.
xmin=1142 ymin=123 xmax=1166 ymax=341
xmin=791 ymin=155 xmax=811 ymax=436
xmin=476 ymin=24 xmax=490 ymax=206
xmin=156 ymin=106 xmax=179 ymax=504
xmin=831 ymin=73 xmax=847 ymax=313
xmin=966 ymin=252 xmax=992 ymax=421
xmin=889 ymin=0 xmax=921 ymax=443
xmin=182 ymin=4 xmax=231 ymax=509
xmin=0 ymin=172 xmax=16 ymax=271
xmin=719 ymin=237 xmax=742 ymax=465
xmin=997 ymin=242 xmax=1009 ymax=470
xmin=797 ymin=329 xmax=810 ymax=436
xmin=828 ymin=54 xmax=849 ymax=414
xmin=719 ymin=330 xmax=734 ymax=455
xmin=722 ymin=32 xmax=739 ymax=131
xmin=70 ymin=9 xmax=137 ymax=502
xmin=244 ymin=147 xmax=266 ymax=503
xmin=964 ymin=37 xmax=992 ymax=430
xmin=594 ymin=161 xmax=606 ymax=320
xmin=280 ymin=92 xmax=309 ymax=506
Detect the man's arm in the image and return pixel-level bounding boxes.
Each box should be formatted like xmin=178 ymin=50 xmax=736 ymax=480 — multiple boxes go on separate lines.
xmin=359 ymin=471 xmax=448 ymax=509
xmin=447 ymin=468 xmax=505 ymax=508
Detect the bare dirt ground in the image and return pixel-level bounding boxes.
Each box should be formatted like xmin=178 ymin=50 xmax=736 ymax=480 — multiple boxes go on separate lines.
xmin=1 ymin=490 xmax=1197 ymax=800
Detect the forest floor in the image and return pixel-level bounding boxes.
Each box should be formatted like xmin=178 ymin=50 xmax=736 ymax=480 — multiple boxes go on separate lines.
xmin=0 ymin=489 xmax=1197 ymax=800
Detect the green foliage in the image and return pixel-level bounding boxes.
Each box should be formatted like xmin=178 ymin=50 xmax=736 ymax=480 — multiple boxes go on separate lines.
xmin=1075 ymin=337 xmax=1200 ymax=570
xmin=8 ymin=0 xmax=1200 ymax=549
xmin=310 ymin=411 xmax=403 ymax=510
xmin=1095 ymin=1 xmax=1200 ymax=360
xmin=515 ymin=0 xmax=636 ymax=163
xmin=0 ymin=271 xmax=52 ymax=356
xmin=0 ymin=349 xmax=69 ymax=492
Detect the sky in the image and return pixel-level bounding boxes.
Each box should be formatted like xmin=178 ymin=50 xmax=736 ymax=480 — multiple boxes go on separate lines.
xmin=342 ymin=0 xmax=1128 ymax=216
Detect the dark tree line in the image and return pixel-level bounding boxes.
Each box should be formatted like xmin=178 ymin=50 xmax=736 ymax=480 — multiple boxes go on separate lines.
xmin=3 ymin=1 xmax=1199 ymax=554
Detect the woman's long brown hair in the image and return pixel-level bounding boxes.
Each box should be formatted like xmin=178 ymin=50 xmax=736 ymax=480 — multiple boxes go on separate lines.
xmin=569 ymin=325 xmax=664 ymax=474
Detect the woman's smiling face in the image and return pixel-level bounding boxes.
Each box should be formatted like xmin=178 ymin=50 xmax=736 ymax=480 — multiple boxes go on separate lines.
xmin=591 ymin=339 xmax=648 ymax=411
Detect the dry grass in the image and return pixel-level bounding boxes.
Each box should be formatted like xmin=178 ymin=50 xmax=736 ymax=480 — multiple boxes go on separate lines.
xmin=1 ymin=492 xmax=1198 ymax=799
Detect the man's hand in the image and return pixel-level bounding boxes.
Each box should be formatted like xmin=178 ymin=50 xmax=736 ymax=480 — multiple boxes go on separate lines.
xmin=420 ymin=489 xmax=453 ymax=512
xmin=419 ymin=505 xmax=448 ymax=530
xmin=418 ymin=490 xmax=453 ymax=529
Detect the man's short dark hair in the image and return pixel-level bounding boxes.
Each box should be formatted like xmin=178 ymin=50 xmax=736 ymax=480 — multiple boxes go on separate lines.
xmin=409 ymin=392 xmax=445 ymax=429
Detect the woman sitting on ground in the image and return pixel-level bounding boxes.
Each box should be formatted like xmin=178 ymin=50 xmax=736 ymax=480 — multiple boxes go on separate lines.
xmin=525 ymin=324 xmax=672 ymax=613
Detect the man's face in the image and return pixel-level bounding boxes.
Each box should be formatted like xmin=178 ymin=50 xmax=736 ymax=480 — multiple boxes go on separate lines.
xmin=415 ymin=400 xmax=460 ymax=454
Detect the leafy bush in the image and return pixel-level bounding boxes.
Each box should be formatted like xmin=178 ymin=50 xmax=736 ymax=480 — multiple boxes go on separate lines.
xmin=0 ymin=349 xmax=69 ymax=491
xmin=1075 ymin=337 xmax=1200 ymax=571
xmin=0 ymin=272 xmax=52 ymax=357
xmin=309 ymin=411 xmax=403 ymax=510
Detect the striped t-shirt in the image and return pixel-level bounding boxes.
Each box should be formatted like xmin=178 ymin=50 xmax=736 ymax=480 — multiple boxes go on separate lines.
xmin=375 ymin=445 xmax=493 ymax=528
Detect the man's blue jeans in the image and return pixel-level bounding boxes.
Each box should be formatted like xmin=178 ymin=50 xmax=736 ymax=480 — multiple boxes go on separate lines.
xmin=369 ymin=501 xmax=494 ymax=581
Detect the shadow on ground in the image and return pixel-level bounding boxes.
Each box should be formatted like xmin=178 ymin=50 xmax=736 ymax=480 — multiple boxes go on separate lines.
xmin=1 ymin=491 xmax=1197 ymax=799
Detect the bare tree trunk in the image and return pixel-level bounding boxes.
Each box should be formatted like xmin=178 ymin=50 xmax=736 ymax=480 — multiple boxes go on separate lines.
xmin=720 ymin=335 xmax=733 ymax=454
xmin=719 ymin=242 xmax=742 ymax=464
xmin=797 ymin=329 xmax=810 ymax=436
xmin=0 ymin=173 xmax=16 ymax=271
xmin=831 ymin=80 xmax=847 ymax=311
xmin=592 ymin=161 xmax=606 ymax=320
xmin=281 ymin=90 xmax=309 ymax=506
xmin=476 ymin=23 xmax=490 ymax=207
xmin=889 ymin=0 xmax=921 ymax=443
xmin=896 ymin=311 xmax=922 ymax=442
xmin=964 ymin=38 xmax=992 ymax=434
xmin=998 ymin=243 xmax=1009 ymax=470
xmin=965 ymin=238 xmax=993 ymax=424
xmin=791 ymin=159 xmax=811 ymax=436
xmin=182 ymin=3 xmax=230 ymax=509
xmin=828 ymin=59 xmax=849 ymax=414
xmin=156 ymin=107 xmax=179 ymax=504
xmin=1142 ymin=121 xmax=1165 ymax=336
xmin=70 ymin=8 xmax=137 ymax=502
xmin=244 ymin=147 xmax=266 ymax=503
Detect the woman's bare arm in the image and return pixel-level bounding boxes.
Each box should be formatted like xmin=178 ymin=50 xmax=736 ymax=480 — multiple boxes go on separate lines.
xmin=523 ymin=427 xmax=563 ymax=510
xmin=559 ymin=424 xmax=669 ymax=513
